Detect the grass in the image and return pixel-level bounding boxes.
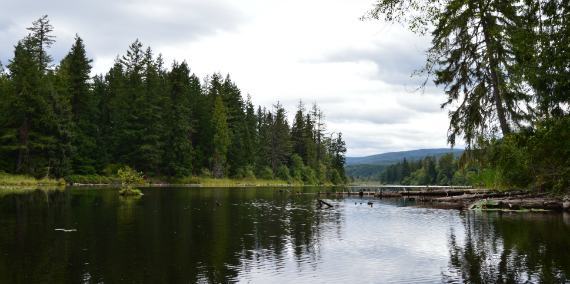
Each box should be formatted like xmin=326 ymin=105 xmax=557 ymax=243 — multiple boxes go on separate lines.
xmin=469 ymin=168 xmax=527 ymax=191
xmin=0 ymin=185 xmax=65 ymax=197
xmin=1 ymin=172 xmax=348 ymax=188
xmin=189 ymin=177 xmax=326 ymax=187
xmin=0 ymin=172 xmax=65 ymax=186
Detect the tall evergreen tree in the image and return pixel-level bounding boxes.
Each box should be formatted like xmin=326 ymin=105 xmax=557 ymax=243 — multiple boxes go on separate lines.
xmin=269 ymin=102 xmax=291 ymax=174
xmin=211 ymin=95 xmax=230 ymax=178
xmin=163 ymin=60 xmax=195 ymax=181
xmin=59 ymin=35 xmax=97 ymax=174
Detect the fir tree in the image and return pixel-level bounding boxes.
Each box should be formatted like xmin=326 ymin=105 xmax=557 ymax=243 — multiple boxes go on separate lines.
xmin=211 ymin=95 xmax=230 ymax=178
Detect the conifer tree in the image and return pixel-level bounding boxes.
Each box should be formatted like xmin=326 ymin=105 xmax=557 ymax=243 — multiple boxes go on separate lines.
xmin=268 ymin=102 xmax=291 ymax=174
xmin=211 ymin=95 xmax=230 ymax=178
xmin=163 ymin=60 xmax=195 ymax=181
xmin=138 ymin=48 xmax=164 ymax=177
xmin=59 ymin=35 xmax=97 ymax=174
xmin=115 ymin=39 xmax=146 ymax=170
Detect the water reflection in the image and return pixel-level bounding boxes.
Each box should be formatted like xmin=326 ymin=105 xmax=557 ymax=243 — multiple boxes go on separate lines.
xmin=0 ymin=187 xmax=345 ymax=283
xmin=2 ymin=187 xmax=570 ymax=283
xmin=443 ymin=211 xmax=570 ymax=284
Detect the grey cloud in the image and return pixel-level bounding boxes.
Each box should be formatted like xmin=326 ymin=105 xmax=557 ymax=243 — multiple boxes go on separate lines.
xmin=0 ymin=0 xmax=247 ymax=67
xmin=326 ymin=106 xmax=413 ymax=125
xmin=395 ymin=93 xmax=445 ymax=114
xmin=314 ymin=37 xmax=432 ymax=86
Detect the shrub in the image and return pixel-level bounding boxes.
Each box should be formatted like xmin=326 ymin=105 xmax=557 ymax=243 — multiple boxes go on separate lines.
xmin=182 ymin=176 xmax=201 ymax=184
xmin=277 ymin=165 xmax=291 ymax=182
xmin=200 ymin=168 xmax=211 ymax=178
xmin=117 ymin=166 xmax=145 ymax=196
xmin=259 ymin=167 xmax=274 ymax=180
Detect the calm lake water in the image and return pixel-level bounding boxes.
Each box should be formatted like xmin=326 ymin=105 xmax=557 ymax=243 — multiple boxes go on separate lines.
xmin=1 ymin=186 xmax=569 ymax=284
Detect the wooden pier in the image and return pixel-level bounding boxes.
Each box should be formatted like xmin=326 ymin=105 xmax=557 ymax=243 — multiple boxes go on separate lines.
xmin=291 ymin=188 xmax=488 ymax=198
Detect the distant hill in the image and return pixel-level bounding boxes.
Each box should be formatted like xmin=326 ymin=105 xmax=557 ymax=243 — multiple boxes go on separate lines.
xmin=345 ymin=148 xmax=464 ymax=166
xmin=345 ymin=148 xmax=465 ymax=182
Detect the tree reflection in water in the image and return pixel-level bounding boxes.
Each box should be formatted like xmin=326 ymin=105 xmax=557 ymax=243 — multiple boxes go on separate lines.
xmin=0 ymin=186 xmax=344 ymax=284
xmin=443 ymin=211 xmax=570 ymax=283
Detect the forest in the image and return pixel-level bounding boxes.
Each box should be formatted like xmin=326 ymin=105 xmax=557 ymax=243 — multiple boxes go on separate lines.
xmin=346 ymin=152 xmax=475 ymax=185
xmin=363 ymin=0 xmax=570 ymax=193
xmin=379 ymin=153 xmax=475 ymax=186
xmin=0 ymin=16 xmax=349 ymax=185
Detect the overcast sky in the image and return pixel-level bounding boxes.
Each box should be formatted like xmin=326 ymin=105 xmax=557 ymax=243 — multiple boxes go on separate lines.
xmin=0 ymin=0 xmax=463 ymax=157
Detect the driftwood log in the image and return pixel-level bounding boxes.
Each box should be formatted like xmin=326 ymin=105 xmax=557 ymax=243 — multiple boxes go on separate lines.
xmin=317 ymin=198 xmax=334 ymax=208
xmin=433 ymin=190 xmax=566 ymax=211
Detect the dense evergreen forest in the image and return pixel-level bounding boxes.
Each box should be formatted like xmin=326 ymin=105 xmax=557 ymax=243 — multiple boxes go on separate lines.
xmin=346 ymin=152 xmax=473 ymax=185
xmin=363 ymin=0 xmax=570 ymax=193
xmin=345 ymin=164 xmax=388 ymax=182
xmin=0 ymin=16 xmax=349 ymax=185
xmin=379 ymin=153 xmax=475 ymax=185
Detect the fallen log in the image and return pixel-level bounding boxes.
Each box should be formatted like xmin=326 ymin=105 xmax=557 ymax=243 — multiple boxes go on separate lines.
xmin=317 ymin=198 xmax=334 ymax=208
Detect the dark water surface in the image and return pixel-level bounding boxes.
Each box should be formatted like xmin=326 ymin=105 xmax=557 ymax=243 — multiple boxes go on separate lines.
xmin=1 ymin=186 xmax=569 ymax=283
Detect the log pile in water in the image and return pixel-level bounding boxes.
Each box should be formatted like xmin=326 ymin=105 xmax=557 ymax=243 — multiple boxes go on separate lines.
xmin=431 ymin=190 xmax=569 ymax=211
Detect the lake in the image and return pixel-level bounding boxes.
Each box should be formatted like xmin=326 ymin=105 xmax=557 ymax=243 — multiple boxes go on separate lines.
xmin=1 ymin=186 xmax=569 ymax=283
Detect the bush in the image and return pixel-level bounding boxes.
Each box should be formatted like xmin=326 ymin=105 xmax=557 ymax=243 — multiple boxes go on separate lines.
xmin=117 ymin=166 xmax=145 ymax=196
xmin=289 ymin=154 xmax=304 ymax=179
xmin=488 ymin=135 xmax=532 ymax=189
xmin=259 ymin=167 xmax=274 ymax=180
xmin=181 ymin=176 xmax=201 ymax=184
xmin=330 ymin=169 xmax=343 ymax=185
xmin=277 ymin=165 xmax=291 ymax=182
xmin=301 ymin=166 xmax=317 ymax=185
xmin=200 ymin=168 xmax=211 ymax=178
xmin=244 ymin=165 xmax=256 ymax=181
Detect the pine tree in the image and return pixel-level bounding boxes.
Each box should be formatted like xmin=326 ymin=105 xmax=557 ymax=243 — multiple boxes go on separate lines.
xmin=291 ymin=100 xmax=306 ymax=159
xmin=138 ymin=48 xmax=164 ymax=177
xmin=268 ymin=102 xmax=291 ymax=174
xmin=115 ymin=40 xmax=146 ymax=170
xmin=59 ymin=35 xmax=98 ymax=175
xmin=163 ymin=60 xmax=195 ymax=181
xmin=2 ymin=16 xmax=71 ymax=176
xmin=211 ymin=95 xmax=230 ymax=178
xmin=26 ymin=15 xmax=56 ymax=73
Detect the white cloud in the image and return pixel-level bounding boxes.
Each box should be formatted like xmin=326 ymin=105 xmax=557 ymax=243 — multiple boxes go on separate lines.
xmin=0 ymin=0 xmax=461 ymax=157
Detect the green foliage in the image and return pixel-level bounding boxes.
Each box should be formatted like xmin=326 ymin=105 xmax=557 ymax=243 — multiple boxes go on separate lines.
xmin=200 ymin=168 xmax=211 ymax=178
xmin=330 ymin=168 xmax=343 ymax=185
xmin=276 ymin=165 xmax=291 ymax=182
xmin=179 ymin=175 xmax=201 ymax=184
xmin=66 ymin=174 xmax=116 ymax=184
xmin=259 ymin=166 xmax=274 ymax=180
xmin=117 ymin=166 xmax=144 ymax=195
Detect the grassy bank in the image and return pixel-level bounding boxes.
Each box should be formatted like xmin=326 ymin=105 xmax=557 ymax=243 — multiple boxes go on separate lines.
xmin=0 ymin=172 xmax=66 ymax=186
xmin=0 ymin=185 xmax=66 ymax=197
xmin=2 ymin=172 xmax=349 ymax=187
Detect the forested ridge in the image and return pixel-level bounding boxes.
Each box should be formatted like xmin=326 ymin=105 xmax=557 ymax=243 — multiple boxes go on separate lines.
xmin=345 ymin=148 xmax=463 ymax=165
xmin=0 ymin=16 xmax=349 ymax=185
xmin=346 ymin=152 xmax=473 ymax=185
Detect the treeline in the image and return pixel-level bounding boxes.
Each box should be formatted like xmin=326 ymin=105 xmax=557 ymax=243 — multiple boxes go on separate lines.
xmin=380 ymin=153 xmax=475 ymax=185
xmin=0 ymin=16 xmax=349 ymax=185
xmin=345 ymin=164 xmax=387 ymax=182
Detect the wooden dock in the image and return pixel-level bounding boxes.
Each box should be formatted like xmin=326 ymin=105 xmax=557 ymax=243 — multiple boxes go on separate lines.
xmin=289 ymin=188 xmax=488 ymax=198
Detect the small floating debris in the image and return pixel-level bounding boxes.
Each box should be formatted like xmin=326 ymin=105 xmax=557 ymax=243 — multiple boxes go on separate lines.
xmin=55 ymin=229 xmax=77 ymax=232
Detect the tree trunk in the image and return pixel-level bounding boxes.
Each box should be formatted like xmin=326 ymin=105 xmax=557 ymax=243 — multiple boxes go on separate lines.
xmin=481 ymin=9 xmax=510 ymax=136
xmin=16 ymin=116 xmax=28 ymax=171
xmin=167 ymin=166 xmax=172 ymax=183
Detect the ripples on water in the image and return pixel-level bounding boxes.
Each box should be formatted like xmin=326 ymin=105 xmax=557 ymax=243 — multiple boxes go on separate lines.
xmin=0 ymin=186 xmax=569 ymax=283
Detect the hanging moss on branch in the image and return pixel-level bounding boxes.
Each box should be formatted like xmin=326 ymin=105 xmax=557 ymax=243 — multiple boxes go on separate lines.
xmin=117 ymin=166 xmax=144 ymax=196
